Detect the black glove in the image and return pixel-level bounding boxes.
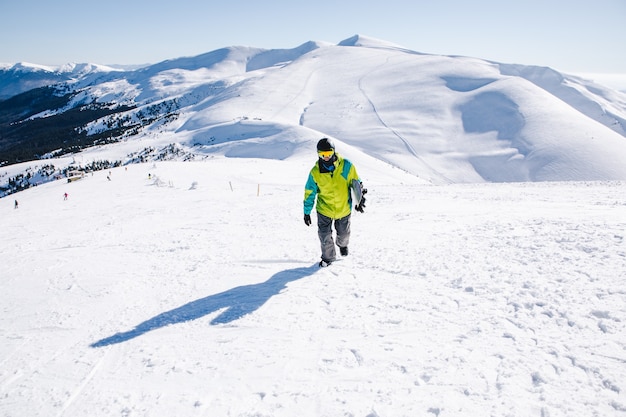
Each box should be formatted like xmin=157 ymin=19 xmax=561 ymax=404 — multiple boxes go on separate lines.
xmin=355 ymin=196 xmax=366 ymax=213
xmin=304 ymin=214 xmax=311 ymax=226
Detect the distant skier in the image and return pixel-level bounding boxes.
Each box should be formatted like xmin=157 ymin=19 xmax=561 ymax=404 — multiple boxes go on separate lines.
xmin=303 ymin=138 xmax=367 ymax=267
xmin=64 ymin=192 xmax=68 ymax=200
xmin=14 ymin=199 xmax=18 ymax=209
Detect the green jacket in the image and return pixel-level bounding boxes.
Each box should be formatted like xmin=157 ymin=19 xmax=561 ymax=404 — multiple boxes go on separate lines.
xmin=304 ymin=153 xmax=360 ymax=219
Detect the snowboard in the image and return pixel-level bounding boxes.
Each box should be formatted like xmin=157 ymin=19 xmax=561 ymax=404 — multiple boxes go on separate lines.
xmin=351 ymin=179 xmax=364 ymax=208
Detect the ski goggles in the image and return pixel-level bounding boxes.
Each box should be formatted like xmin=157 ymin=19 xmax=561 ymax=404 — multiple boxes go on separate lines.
xmin=318 ymin=150 xmax=334 ymax=158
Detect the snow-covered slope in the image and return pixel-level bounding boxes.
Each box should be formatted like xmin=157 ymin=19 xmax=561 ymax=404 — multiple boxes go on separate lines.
xmin=2 ymin=34 xmax=626 ymax=195
xmin=1 ymin=155 xmax=625 ymax=416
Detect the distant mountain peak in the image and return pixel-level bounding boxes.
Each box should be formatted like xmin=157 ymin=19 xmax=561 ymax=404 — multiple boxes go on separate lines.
xmin=338 ymin=34 xmax=406 ymax=50
xmin=5 ymin=61 xmax=120 ymax=75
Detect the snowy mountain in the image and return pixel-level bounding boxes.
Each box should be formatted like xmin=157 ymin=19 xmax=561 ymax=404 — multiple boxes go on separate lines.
xmin=1 ymin=34 xmax=626 ymax=197
xmin=0 ymin=61 xmax=124 ymax=100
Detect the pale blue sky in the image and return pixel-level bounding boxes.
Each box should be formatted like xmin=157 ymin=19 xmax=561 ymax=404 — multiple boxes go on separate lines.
xmin=1 ymin=0 xmax=624 ymax=73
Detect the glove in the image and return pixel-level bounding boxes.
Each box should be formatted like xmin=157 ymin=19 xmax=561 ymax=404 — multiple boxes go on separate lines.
xmin=304 ymin=214 xmax=311 ymax=226
xmin=355 ymin=196 xmax=366 ymax=213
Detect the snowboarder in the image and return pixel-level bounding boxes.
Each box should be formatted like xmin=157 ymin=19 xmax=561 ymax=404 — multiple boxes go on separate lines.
xmin=303 ymin=138 xmax=366 ymax=267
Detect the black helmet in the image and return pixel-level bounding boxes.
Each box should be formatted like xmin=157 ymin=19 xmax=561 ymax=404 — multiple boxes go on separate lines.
xmin=317 ymin=138 xmax=335 ymax=152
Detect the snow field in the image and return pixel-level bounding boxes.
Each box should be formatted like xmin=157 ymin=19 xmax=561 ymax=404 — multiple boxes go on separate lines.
xmin=1 ymin=159 xmax=625 ymax=417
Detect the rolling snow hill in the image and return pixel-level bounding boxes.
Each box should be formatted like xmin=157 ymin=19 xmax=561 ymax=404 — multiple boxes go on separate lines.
xmin=1 ymin=34 xmax=626 ymax=197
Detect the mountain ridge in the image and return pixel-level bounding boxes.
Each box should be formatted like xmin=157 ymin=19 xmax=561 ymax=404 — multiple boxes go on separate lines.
xmin=1 ymin=34 xmax=626 ymax=196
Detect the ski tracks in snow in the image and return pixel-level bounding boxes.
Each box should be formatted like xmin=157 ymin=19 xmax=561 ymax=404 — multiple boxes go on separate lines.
xmin=357 ymin=61 xmax=419 ymax=159
xmin=356 ymin=58 xmax=452 ymax=183
xmin=54 ymin=351 xmax=108 ymax=417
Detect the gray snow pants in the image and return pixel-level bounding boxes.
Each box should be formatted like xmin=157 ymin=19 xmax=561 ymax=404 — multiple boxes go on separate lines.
xmin=317 ymin=212 xmax=351 ymax=262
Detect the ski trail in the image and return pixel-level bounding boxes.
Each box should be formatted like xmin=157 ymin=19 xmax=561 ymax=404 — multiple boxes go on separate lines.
xmin=0 ymin=336 xmax=28 ymax=371
xmin=279 ymin=68 xmax=319 ymax=123
xmin=0 ymin=337 xmax=28 ymax=392
xmin=358 ymin=73 xmax=418 ymax=158
xmin=55 ymin=352 xmax=106 ymax=417
xmin=254 ymin=65 xmax=320 ymax=123
xmin=357 ymin=59 xmax=453 ymax=183
xmin=0 ymin=369 xmax=24 ymax=393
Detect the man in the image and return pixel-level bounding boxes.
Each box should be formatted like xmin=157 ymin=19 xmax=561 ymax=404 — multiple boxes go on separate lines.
xmin=303 ymin=138 xmax=366 ymax=267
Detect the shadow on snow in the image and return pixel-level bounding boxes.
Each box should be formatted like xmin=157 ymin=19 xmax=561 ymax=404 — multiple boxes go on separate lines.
xmin=90 ymin=264 xmax=319 ymax=347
